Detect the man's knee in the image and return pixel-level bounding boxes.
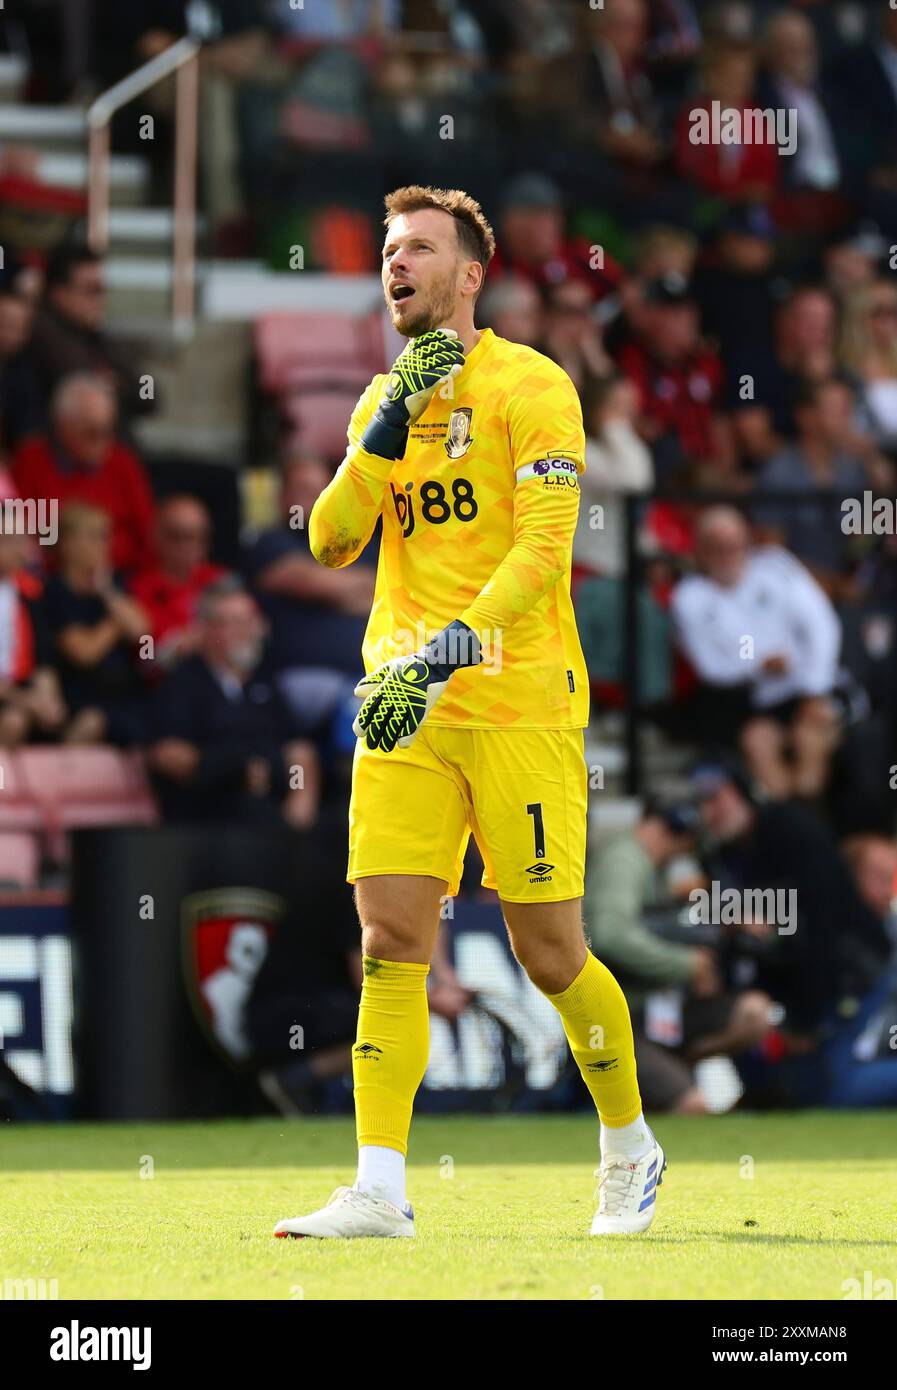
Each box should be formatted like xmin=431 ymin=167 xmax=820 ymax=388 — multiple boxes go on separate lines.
xmin=360 ymin=917 xmax=422 ymax=961
xmin=508 ymin=928 xmax=588 ymax=995
xmin=672 ymin=1086 xmax=708 ymax=1115
xmin=355 ymin=876 xmax=444 ymax=962
xmin=730 ymin=990 xmax=773 ymax=1046
xmin=740 ymin=717 xmax=781 ymax=758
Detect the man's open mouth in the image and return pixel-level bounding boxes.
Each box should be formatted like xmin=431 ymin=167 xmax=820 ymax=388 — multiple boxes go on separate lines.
xmin=390 ymin=284 xmax=415 ymax=302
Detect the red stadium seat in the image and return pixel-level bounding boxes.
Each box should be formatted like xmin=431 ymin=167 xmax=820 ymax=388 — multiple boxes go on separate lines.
xmin=282 ymin=389 xmax=363 ymax=458
xmin=0 ymin=832 xmax=40 ymax=888
xmin=254 ymin=311 xmax=385 ymax=395
xmin=0 ymin=752 xmax=43 ymax=832
xmin=18 ymin=747 xmax=159 ymax=837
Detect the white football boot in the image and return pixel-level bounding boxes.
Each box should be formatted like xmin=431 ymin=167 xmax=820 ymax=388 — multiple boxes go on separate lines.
xmin=591 ymin=1134 xmax=666 ymax=1236
xmin=274 ymin=1186 xmax=415 ymax=1239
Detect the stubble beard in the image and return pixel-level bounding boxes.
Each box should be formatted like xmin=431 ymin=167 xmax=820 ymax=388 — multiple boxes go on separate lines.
xmin=389 ymin=274 xmax=458 ymax=339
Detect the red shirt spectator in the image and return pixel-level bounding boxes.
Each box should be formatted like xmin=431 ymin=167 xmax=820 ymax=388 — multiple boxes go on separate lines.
xmin=617 ymin=276 xmax=724 ymax=463
xmin=129 ymin=495 xmax=226 ymax=673
xmin=675 ymin=44 xmax=781 ymax=202
xmin=619 ymin=338 xmax=724 ymax=461
xmin=489 ymin=173 xmax=625 ymax=305
xmin=675 ymin=100 xmax=781 ymax=201
xmin=12 ymin=372 xmax=155 ymax=576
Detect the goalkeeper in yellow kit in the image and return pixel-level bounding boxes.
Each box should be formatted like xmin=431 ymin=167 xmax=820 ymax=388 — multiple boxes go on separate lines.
xmin=274 ymin=186 xmax=665 ymax=1240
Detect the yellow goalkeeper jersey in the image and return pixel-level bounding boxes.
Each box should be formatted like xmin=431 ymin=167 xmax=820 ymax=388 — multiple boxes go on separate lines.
xmin=309 ymin=326 xmax=589 ymax=730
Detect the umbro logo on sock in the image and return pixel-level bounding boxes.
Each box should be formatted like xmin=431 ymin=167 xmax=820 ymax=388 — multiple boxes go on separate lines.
xmin=354 ymin=1043 xmax=383 ymax=1060
xmin=586 ymin=1057 xmax=619 ymax=1072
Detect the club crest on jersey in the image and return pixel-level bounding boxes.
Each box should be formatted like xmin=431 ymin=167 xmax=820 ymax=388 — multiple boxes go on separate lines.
xmin=444 ymin=407 xmax=474 ymax=459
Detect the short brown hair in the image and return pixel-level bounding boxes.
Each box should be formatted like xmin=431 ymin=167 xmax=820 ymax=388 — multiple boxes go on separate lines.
xmin=384 ymin=185 xmax=496 ymax=274
xmin=58 ymin=500 xmax=110 ymax=542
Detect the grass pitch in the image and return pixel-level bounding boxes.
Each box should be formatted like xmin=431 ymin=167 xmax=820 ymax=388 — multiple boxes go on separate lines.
xmin=1 ymin=1112 xmax=893 ymax=1300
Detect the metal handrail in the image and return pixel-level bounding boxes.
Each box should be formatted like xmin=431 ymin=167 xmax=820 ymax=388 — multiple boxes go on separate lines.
xmin=87 ymin=36 xmax=200 ymax=336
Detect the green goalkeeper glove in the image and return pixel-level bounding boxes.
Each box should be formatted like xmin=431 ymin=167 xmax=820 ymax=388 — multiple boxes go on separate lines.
xmin=360 ymin=329 xmax=465 ymax=461
xmin=353 ymin=620 xmax=482 ymax=752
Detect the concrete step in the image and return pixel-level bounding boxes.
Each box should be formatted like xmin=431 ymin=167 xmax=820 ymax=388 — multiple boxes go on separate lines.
xmin=34 ymin=151 xmax=149 ymax=205
xmin=107 ymin=208 xmax=186 ymax=241
xmin=106 ymin=207 xmax=206 ymax=256
xmin=105 ymin=255 xmax=206 ymax=324
xmin=587 ymin=797 xmax=641 ymax=846
xmin=0 ymin=104 xmax=86 ymax=141
xmin=204 ymin=262 xmax=383 ymax=320
xmin=107 ymin=257 xmax=176 ymax=291
xmin=130 ymin=319 xmax=251 ymax=464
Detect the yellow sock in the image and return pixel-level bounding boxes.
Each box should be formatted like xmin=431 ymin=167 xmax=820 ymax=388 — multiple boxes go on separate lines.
xmin=353 ymin=956 xmax=430 ymax=1156
xmin=544 ymin=953 xmax=642 ymax=1127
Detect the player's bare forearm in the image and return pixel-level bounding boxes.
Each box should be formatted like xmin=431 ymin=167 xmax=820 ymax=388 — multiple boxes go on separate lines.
xmin=308 ymin=447 xmax=394 ymax=569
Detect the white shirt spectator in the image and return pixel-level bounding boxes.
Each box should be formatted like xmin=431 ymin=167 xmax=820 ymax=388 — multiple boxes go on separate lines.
xmin=574 ymin=419 xmax=653 ymax=575
xmin=671 ymin=546 xmax=840 ymax=707
xmin=777 ymin=78 xmax=840 ymax=189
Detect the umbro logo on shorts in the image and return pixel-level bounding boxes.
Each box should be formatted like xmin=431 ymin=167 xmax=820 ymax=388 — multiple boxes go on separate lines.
xmin=526 ymin=860 xmax=555 ymax=882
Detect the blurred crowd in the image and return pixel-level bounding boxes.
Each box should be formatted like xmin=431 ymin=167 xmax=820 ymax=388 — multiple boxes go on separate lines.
xmin=1 ymin=0 xmax=897 ymax=1111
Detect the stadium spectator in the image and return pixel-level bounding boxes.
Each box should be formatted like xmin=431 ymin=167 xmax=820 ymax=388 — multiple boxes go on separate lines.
xmin=574 ymin=374 xmax=653 ymax=577
xmin=28 ymin=244 xmax=155 ymax=430
xmin=148 ymin=577 xmax=320 ymax=827
xmin=577 ymin=0 xmax=665 ymax=170
xmin=694 ymin=760 xmax=896 ymax=1108
xmin=840 ymin=278 xmax=897 ymax=449
xmin=823 ymin=221 xmax=889 ymax=301
xmin=489 ymin=173 xmax=623 ymax=306
xmin=674 ymin=41 xmax=780 ymax=203
xmin=617 ymin=272 xmax=725 ymax=482
xmin=843 ymin=834 xmax=897 ymax=945
xmin=831 ymin=4 xmax=897 ymax=238
xmin=633 ymin=225 xmax=699 ymax=284
xmin=12 ymin=373 xmax=156 ymax=577
xmin=619 ymin=223 xmax=699 ymax=346
xmin=0 ymin=531 xmax=67 ymax=746
xmin=756 ymin=10 xmax=842 ymax=194
xmin=586 ymin=799 xmax=772 ymax=1114
xmin=542 ymin=278 xmax=612 ymax=394
xmin=479 ymin=276 xmax=545 ymax=351
xmin=249 ymin=860 xmax=362 ymax=1115
xmin=41 ymin=502 xmax=150 ymax=745
xmin=753 ymin=377 xmax=869 ymax=590
xmin=693 ymin=204 xmax=779 ymax=366
xmin=726 ymin=285 xmax=840 ymax=465
xmin=0 ymin=289 xmax=45 ymax=449
xmin=129 ymin=495 xmax=227 ymax=677
xmin=244 ymin=454 xmax=373 ymax=732
xmin=249 ymin=912 xmax=472 ymax=1116
xmin=671 ymin=507 xmax=841 ymax=799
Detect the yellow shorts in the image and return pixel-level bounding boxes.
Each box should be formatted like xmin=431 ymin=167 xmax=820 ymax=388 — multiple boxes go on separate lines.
xmin=348 ymin=725 xmax=587 ymax=903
